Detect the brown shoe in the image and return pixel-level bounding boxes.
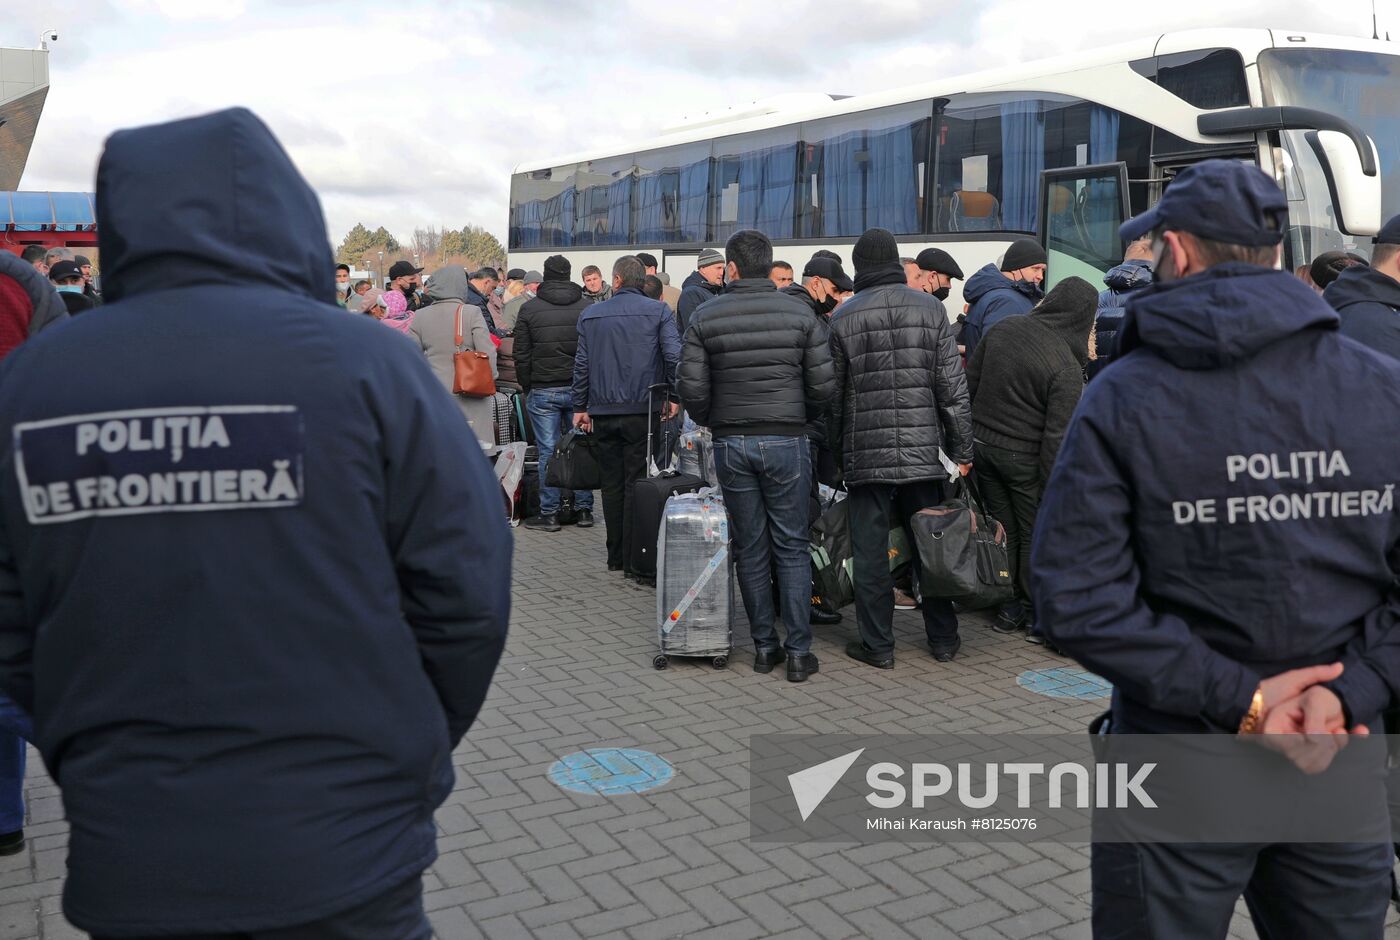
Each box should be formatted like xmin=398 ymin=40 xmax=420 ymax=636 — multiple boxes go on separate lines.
xmin=893 ymin=588 xmax=918 ymax=611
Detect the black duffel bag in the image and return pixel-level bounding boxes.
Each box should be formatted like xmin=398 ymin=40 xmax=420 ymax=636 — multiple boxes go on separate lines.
xmin=545 ymin=429 xmax=601 ymax=491
xmin=909 ymin=478 xmax=1014 ymax=609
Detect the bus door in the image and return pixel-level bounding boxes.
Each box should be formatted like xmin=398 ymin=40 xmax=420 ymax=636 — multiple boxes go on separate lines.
xmin=1037 ymin=162 xmax=1131 ymax=293
xmin=662 ymin=251 xmax=700 ymax=282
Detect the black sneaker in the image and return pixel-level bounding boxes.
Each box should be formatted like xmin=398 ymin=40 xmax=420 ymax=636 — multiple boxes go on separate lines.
xmin=524 ymin=514 xmax=561 ymax=532
xmin=992 ymin=609 xmax=1025 ymax=635
xmin=754 ymin=649 xmax=787 ymax=674
xmin=844 ymin=640 xmax=894 ymax=670
xmin=787 ymin=654 xmax=820 ymax=683
xmin=0 ymin=830 xmax=23 ymax=856
xmin=930 ymin=637 xmax=962 ymax=662
xmin=575 ymin=510 xmax=594 ymax=528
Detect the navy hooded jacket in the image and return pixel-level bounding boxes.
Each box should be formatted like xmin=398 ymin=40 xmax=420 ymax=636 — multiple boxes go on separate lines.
xmin=1089 ymin=259 xmax=1153 ymax=378
xmin=1322 ymin=263 xmax=1400 ymax=362
xmin=0 ymin=109 xmax=511 ymax=934
xmin=960 ymin=262 xmax=1042 ymax=357
xmin=573 ymin=287 xmax=681 ymax=415
xmin=677 ymin=269 xmax=721 ymax=334
xmin=1031 ymin=264 xmax=1400 ymax=734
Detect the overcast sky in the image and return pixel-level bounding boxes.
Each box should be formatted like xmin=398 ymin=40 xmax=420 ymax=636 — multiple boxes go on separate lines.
xmin=5 ymin=0 xmax=1394 ymax=246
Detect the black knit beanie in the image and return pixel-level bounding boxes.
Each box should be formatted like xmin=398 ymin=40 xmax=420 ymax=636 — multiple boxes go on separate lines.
xmin=851 ymin=228 xmax=900 ymax=273
xmin=1000 ymin=238 xmax=1047 ymax=272
xmin=543 ymin=254 xmax=571 ymax=282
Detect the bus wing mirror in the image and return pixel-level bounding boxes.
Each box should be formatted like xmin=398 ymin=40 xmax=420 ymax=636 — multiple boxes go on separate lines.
xmin=1197 ymin=106 xmax=1377 ymax=177
xmin=1305 ymin=130 xmax=1383 ymax=237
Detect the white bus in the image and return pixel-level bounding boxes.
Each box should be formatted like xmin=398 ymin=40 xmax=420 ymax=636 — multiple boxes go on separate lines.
xmin=507 ymin=28 xmax=1394 ymax=310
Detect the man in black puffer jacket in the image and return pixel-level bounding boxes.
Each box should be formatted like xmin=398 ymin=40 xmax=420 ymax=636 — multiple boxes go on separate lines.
xmin=830 ymin=228 xmax=973 ymax=667
xmin=679 ymin=231 xmax=835 ymax=683
xmin=968 ymin=277 xmax=1097 ymax=644
xmin=515 ymin=254 xmax=595 ymax=531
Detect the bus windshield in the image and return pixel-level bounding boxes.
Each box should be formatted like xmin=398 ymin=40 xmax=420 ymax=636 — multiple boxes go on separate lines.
xmin=1259 ymin=48 xmax=1400 ymax=263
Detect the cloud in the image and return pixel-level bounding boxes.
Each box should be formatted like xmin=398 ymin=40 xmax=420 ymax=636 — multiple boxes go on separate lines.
xmin=6 ymin=0 xmax=1397 ymax=248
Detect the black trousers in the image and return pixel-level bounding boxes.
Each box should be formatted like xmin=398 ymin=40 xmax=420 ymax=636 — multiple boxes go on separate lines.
xmin=1092 ymin=836 xmax=1392 ymax=939
xmin=848 ymin=480 xmax=958 ymax=655
xmin=94 ymin=876 xmax=429 ymax=940
xmin=593 ymin=412 xmax=656 ymax=570
xmin=972 ymin=441 xmax=1042 ymax=618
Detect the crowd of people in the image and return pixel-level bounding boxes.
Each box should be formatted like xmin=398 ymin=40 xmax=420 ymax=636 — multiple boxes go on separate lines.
xmin=0 ymin=103 xmax=1399 ymax=937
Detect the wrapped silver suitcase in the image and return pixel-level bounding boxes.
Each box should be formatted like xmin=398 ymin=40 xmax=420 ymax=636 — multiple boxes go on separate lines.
xmin=654 ymin=490 xmax=733 ymax=669
xmin=675 ymin=428 xmax=717 ymax=485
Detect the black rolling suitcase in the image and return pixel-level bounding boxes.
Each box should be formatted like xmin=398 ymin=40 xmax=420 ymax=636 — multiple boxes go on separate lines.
xmin=628 ymin=385 xmax=702 ymax=581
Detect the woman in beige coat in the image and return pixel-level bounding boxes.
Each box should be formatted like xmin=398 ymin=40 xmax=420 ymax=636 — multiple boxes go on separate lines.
xmin=409 ymin=265 xmax=499 ymax=446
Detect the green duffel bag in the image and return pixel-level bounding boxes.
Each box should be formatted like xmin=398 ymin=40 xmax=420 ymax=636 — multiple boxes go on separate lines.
xmin=810 ymin=496 xmax=856 ymax=610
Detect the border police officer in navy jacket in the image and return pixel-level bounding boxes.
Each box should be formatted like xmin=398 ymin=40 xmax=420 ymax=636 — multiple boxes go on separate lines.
xmin=0 ymin=108 xmax=510 ymax=939
xmin=1032 ymin=160 xmax=1400 ymax=939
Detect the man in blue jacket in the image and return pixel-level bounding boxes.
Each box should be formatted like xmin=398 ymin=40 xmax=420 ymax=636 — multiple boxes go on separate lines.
xmin=0 ymin=108 xmax=511 ymax=939
xmin=959 ymin=238 xmax=1045 ymax=356
xmin=1323 ymin=214 xmax=1400 ymax=361
xmin=572 ymin=255 xmax=681 ymax=576
xmin=1087 ymin=235 xmax=1154 ymax=379
xmin=1031 ymin=160 xmax=1400 ymax=938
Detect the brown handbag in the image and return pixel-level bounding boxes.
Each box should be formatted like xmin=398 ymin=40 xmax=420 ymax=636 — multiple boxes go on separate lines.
xmin=452 ymin=304 xmax=496 ymax=398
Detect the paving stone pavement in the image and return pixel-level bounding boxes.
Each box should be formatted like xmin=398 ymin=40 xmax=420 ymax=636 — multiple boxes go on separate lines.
xmin=7 ymin=520 xmax=1400 ymax=939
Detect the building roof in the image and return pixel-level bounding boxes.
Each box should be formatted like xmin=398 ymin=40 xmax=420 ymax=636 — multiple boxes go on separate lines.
xmin=0 ymin=47 xmax=51 ymax=191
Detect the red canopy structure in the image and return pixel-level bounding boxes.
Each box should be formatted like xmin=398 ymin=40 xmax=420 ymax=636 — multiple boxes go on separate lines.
xmin=0 ymin=191 xmax=97 ymax=254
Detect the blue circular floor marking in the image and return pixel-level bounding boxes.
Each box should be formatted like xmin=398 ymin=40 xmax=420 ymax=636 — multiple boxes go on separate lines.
xmin=1017 ymin=666 xmax=1112 ymax=700
xmin=548 ymin=748 xmax=674 ymax=796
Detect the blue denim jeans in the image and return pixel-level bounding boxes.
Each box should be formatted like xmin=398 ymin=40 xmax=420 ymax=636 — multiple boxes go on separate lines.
xmin=527 ymin=386 xmax=594 ymax=516
xmin=0 ymin=693 xmax=31 ymax=833
xmin=714 ymin=435 xmax=812 ymax=656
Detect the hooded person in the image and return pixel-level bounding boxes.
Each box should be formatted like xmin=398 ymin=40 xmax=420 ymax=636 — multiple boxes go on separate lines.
xmin=380 ymin=286 xmax=414 ymax=334
xmin=409 ymin=264 xmax=499 ymax=446
xmin=960 ymin=238 xmax=1046 ymax=356
xmin=966 ymin=276 xmax=1098 ymax=641
xmin=0 ymin=108 xmax=510 ymax=938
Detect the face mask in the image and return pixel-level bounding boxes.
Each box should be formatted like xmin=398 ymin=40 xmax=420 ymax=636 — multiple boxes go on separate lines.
xmin=932 ymin=286 xmax=951 ymax=301
xmin=56 ymin=285 xmax=84 ymax=294
xmin=815 ymin=294 xmax=839 ymax=316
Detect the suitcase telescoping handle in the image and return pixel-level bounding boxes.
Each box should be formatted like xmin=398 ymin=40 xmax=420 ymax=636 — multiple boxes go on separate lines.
xmin=646 ymin=382 xmax=675 ymax=478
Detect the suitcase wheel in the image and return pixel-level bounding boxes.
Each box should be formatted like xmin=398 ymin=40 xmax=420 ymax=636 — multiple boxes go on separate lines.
xmin=652 ymin=655 xmax=669 ymax=670
xmin=712 ymin=655 xmax=728 ymax=670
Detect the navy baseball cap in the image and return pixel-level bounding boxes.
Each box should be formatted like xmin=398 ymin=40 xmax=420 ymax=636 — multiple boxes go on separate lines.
xmin=1119 ymin=159 xmax=1288 ymax=247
